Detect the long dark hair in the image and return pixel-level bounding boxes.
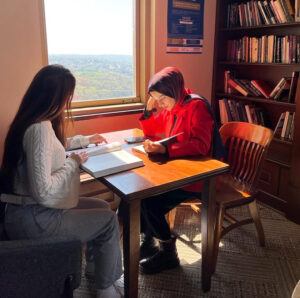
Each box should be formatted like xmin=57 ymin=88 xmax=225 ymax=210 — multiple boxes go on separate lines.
xmin=0 ymin=64 xmax=75 ymax=194
xmin=148 ymin=66 xmax=186 ymax=101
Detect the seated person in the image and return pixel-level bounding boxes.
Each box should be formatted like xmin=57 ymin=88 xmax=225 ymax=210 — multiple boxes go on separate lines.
xmin=138 ymin=66 xmax=214 ymax=274
xmin=0 ymin=65 xmax=123 ymax=298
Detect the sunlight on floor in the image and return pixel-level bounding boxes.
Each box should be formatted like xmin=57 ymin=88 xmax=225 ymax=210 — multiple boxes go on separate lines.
xmin=176 ymin=232 xmax=224 ymax=264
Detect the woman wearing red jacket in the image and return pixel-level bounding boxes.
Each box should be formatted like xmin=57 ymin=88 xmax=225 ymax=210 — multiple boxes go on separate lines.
xmin=139 ymin=66 xmax=214 ymax=274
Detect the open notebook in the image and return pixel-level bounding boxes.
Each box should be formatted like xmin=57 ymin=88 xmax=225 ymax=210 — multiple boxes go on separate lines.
xmin=66 ymin=141 xmax=122 ymax=157
xmin=67 ymin=142 xmax=144 ymax=178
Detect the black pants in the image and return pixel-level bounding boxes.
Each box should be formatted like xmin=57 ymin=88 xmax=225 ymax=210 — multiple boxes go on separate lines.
xmin=140 ymin=189 xmax=200 ymax=240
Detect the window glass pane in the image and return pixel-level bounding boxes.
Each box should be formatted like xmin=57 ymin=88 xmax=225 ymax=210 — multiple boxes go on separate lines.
xmin=44 ymin=0 xmax=135 ymax=102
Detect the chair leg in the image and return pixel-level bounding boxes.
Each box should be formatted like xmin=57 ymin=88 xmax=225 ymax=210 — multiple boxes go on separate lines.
xmin=61 ymin=275 xmax=74 ymax=298
xmin=248 ymin=200 xmax=265 ymax=247
xmin=166 ymin=208 xmax=177 ymax=230
xmin=211 ymin=204 xmax=224 ymax=274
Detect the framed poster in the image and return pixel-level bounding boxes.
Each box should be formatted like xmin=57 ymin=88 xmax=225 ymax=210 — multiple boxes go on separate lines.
xmin=167 ymin=0 xmax=204 ymax=53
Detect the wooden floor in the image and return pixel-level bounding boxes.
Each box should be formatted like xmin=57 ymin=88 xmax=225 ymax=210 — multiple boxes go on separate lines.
xmin=75 ymin=204 xmax=300 ymax=298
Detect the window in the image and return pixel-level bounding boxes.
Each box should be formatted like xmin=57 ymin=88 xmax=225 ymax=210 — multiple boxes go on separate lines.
xmin=43 ymin=0 xmax=139 ymax=107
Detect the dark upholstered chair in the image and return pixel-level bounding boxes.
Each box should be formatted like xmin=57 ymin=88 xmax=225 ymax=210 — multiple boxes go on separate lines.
xmin=0 ymin=202 xmax=82 ymax=298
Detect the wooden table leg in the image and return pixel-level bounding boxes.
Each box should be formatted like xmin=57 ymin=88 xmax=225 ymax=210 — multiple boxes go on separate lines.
xmin=201 ymin=177 xmax=216 ymax=292
xmin=123 ymin=199 xmax=140 ymax=298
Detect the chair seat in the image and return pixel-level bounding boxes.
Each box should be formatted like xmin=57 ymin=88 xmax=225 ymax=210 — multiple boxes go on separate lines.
xmin=216 ymin=174 xmax=253 ymax=207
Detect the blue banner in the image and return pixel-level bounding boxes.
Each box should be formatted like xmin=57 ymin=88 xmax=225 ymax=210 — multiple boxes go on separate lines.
xmin=167 ymin=0 xmax=204 ymax=53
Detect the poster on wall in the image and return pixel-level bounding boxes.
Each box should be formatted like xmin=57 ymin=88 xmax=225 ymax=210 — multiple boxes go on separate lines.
xmin=167 ymin=0 xmax=204 ymax=53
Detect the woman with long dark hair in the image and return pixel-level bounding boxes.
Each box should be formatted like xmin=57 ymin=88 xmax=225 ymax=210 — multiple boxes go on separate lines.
xmin=0 ymin=65 xmax=123 ymax=298
xmin=138 ymin=66 xmax=214 ymax=274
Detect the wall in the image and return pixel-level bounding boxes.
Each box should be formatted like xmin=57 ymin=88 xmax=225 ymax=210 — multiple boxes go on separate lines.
xmin=0 ymin=0 xmax=45 ymax=160
xmin=153 ymin=0 xmax=217 ymax=100
xmin=0 ymin=0 xmax=217 ymax=161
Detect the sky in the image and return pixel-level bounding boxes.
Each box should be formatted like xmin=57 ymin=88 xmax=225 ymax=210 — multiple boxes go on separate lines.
xmin=44 ymin=0 xmax=134 ymax=55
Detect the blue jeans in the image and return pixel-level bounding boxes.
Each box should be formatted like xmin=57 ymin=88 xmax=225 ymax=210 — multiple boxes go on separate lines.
xmin=5 ymin=197 xmax=122 ymax=289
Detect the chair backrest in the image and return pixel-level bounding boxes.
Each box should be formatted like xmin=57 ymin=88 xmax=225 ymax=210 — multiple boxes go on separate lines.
xmin=219 ymin=122 xmax=273 ymax=193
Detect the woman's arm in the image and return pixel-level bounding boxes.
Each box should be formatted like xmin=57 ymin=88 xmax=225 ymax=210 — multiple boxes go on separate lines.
xmin=24 ymin=122 xmax=79 ymax=208
xmin=66 ymin=135 xmax=89 ymax=150
xmin=139 ymin=110 xmax=166 ymax=139
xmin=168 ymin=101 xmax=214 ymax=158
xmin=66 ymin=134 xmax=107 ymax=150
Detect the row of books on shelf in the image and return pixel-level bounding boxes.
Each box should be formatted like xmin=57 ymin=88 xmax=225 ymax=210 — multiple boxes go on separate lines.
xmin=274 ymin=111 xmax=295 ymax=140
xmin=218 ymin=98 xmax=266 ymax=125
xmin=227 ymin=35 xmax=300 ymax=63
xmin=224 ymin=70 xmax=299 ymax=102
xmin=226 ymin=0 xmax=300 ymax=28
xmin=219 ymin=99 xmax=295 ymax=141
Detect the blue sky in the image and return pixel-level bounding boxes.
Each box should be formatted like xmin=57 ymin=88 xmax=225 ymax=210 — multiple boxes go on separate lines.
xmin=44 ymin=0 xmax=134 ymax=55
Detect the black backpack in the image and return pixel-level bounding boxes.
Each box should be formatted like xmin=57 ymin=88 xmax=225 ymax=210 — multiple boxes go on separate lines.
xmin=188 ymin=94 xmax=226 ymax=160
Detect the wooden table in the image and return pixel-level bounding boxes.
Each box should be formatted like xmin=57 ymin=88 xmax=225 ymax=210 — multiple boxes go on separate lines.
xmin=100 ymin=129 xmax=229 ymax=298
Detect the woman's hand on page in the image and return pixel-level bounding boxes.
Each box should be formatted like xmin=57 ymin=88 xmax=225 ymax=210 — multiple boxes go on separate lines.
xmin=89 ymin=134 xmax=107 ymax=145
xmin=70 ymin=152 xmax=88 ymax=165
xmin=143 ymin=139 xmax=166 ymax=154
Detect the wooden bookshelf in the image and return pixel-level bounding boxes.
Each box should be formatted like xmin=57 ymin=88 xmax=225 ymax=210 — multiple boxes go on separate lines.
xmin=219 ymin=62 xmax=300 ymax=67
xmin=212 ymin=0 xmax=300 ymax=221
xmin=216 ymin=93 xmax=297 ymax=108
xmin=220 ymin=22 xmax=300 ymax=31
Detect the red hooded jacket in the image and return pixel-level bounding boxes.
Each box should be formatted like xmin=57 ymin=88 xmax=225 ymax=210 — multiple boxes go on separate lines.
xmin=139 ymin=90 xmax=214 ymax=192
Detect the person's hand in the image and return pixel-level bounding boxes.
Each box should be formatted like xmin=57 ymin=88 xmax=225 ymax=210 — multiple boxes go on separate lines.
xmin=89 ymin=134 xmax=107 ymax=145
xmin=146 ymin=96 xmax=157 ymax=111
xmin=69 ymin=152 xmax=88 ymax=165
xmin=143 ymin=139 xmax=166 ymax=154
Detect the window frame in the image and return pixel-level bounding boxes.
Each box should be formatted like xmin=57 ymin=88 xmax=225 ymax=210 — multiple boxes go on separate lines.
xmin=40 ymin=0 xmax=148 ymax=110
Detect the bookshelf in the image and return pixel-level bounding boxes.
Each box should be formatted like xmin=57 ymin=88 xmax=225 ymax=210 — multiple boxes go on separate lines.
xmin=212 ymin=0 xmax=300 ymax=221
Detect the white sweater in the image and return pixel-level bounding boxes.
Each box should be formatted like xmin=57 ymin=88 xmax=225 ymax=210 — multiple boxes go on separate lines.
xmin=5 ymin=121 xmax=89 ymax=209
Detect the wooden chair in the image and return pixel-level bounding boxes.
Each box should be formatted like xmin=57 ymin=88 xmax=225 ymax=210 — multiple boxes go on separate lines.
xmin=168 ymin=122 xmax=273 ymax=269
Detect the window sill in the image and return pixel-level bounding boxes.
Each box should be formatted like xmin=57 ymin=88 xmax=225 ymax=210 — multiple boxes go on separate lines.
xmin=71 ymin=103 xmax=145 ymax=121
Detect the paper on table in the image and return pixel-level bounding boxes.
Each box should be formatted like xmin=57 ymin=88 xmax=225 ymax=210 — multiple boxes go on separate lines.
xmin=66 ymin=142 xmax=122 ymax=157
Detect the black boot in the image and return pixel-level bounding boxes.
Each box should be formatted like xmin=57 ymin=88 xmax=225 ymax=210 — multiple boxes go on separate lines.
xmin=139 ymin=235 xmax=180 ymax=274
xmin=140 ymin=234 xmax=159 ymax=260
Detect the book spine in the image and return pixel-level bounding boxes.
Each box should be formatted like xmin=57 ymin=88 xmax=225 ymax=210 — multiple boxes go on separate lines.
xmin=223 ymin=98 xmax=233 ymax=121
xmin=289 ymin=112 xmax=295 ymax=140
xmin=245 ymin=105 xmax=254 ymax=123
xmin=274 ymin=0 xmax=287 ymax=22
xmin=279 ymin=0 xmax=294 ymax=21
xmin=258 ymin=1 xmax=271 ymax=24
xmin=228 ymin=78 xmax=249 ymax=96
xmin=269 ymin=0 xmax=281 ymax=23
xmin=296 ymin=0 xmax=300 ymax=22
xmin=280 ymin=111 xmax=290 ymax=138
xmin=270 ymin=77 xmax=285 ymax=97
xmin=263 ymin=0 xmax=276 ymax=24
xmin=273 ymin=112 xmax=285 ymax=135
xmin=250 ymin=81 xmax=269 ymax=98
xmin=288 ymin=71 xmax=299 ymax=102
xmin=285 ymin=112 xmax=293 ymax=139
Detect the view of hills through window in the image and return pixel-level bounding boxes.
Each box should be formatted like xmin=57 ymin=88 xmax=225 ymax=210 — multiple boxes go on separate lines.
xmin=45 ymin=0 xmax=135 ymax=102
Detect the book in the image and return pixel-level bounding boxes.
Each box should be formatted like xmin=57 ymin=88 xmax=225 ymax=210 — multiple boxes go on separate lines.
xmin=274 ymin=78 xmax=291 ymax=101
xmin=296 ymin=0 xmax=300 ymax=22
xmin=288 ymin=71 xmax=299 ymax=103
xmin=155 ymin=132 xmax=184 ymax=146
xmin=250 ymin=80 xmax=273 ymax=98
xmin=132 ymin=132 xmax=184 ymax=155
xmin=80 ymin=149 xmax=144 ymax=178
xmin=269 ymin=77 xmax=286 ymax=98
xmin=228 ymin=78 xmax=249 ymax=96
xmin=274 ymin=112 xmax=285 ymax=136
xmin=66 ymin=142 xmax=122 ymax=157
xmin=281 ymin=111 xmax=290 ymax=138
